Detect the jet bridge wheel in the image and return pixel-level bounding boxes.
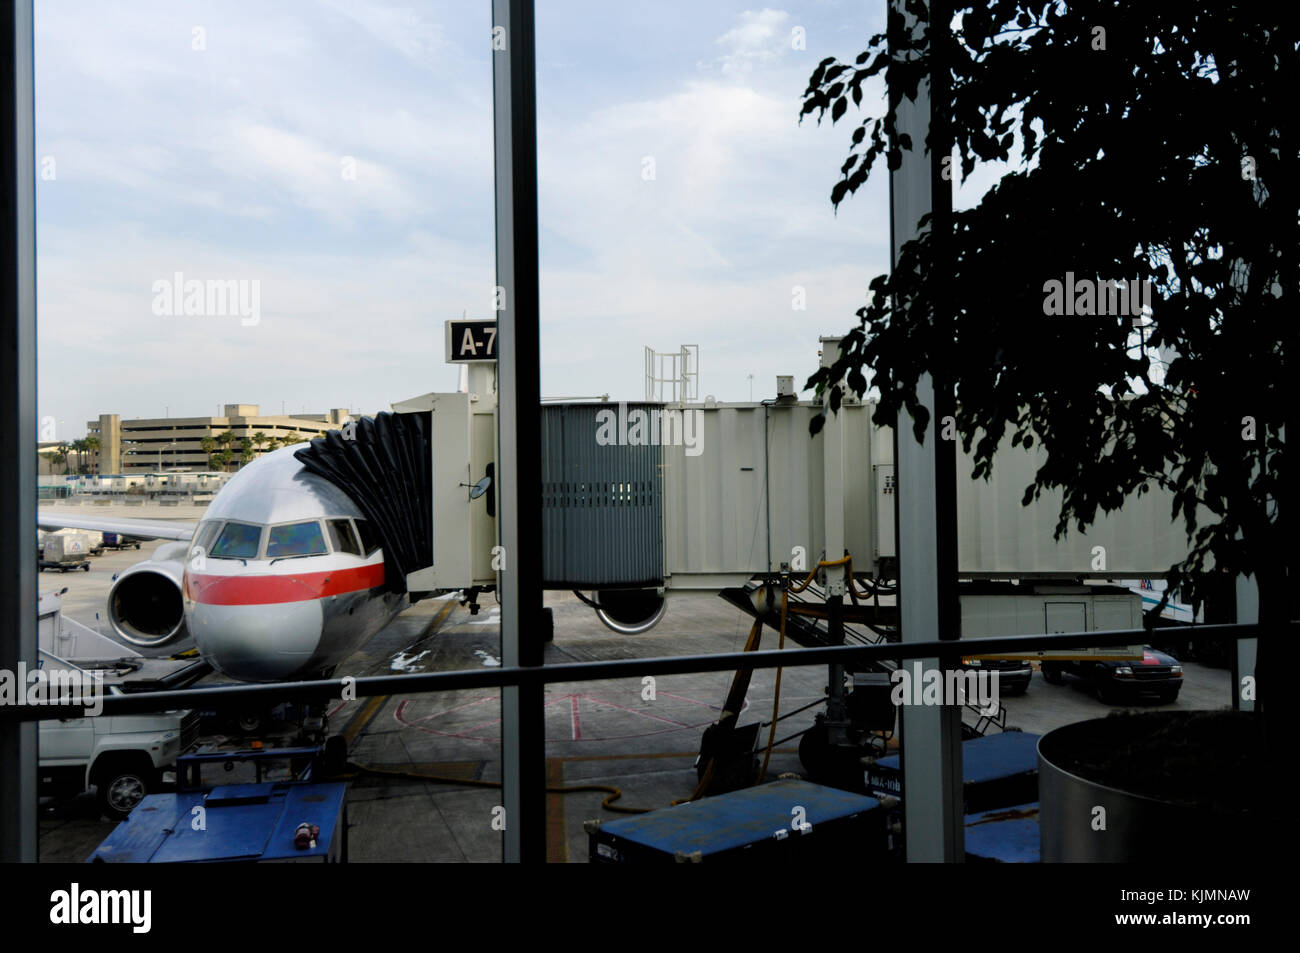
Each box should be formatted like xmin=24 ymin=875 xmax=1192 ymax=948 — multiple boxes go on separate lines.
xmin=592 ymin=589 xmax=667 ymax=635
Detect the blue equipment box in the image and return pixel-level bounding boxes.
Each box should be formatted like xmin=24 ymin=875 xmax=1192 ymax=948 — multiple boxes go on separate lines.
xmin=964 ymin=802 xmax=1040 ymax=863
xmin=588 ymin=779 xmax=885 ymax=864
xmin=866 ymin=731 xmax=1040 ymax=813
xmin=88 ymin=781 xmax=348 ymax=863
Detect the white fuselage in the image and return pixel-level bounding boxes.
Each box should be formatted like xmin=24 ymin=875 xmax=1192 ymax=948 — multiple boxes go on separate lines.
xmin=182 ymin=446 xmax=406 ymax=681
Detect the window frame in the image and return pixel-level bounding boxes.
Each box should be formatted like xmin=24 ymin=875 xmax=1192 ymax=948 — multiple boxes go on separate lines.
xmin=208 ymin=520 xmax=265 ymax=561
xmin=265 ymin=518 xmax=329 ymax=561
xmin=326 ymin=518 xmax=361 ymax=556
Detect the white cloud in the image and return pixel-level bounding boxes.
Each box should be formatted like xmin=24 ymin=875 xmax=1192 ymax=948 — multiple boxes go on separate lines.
xmin=704 ymin=9 xmax=792 ymax=76
xmin=318 ymin=0 xmax=446 ymax=66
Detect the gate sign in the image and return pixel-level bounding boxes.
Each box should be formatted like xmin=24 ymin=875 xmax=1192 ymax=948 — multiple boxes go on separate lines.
xmin=445 ymin=319 xmax=497 ymax=363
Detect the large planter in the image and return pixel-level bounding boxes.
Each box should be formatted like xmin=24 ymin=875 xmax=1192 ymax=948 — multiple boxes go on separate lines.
xmin=1038 ymin=710 xmax=1262 ymax=862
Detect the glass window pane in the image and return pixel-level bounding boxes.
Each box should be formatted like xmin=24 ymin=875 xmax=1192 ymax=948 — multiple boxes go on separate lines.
xmin=192 ymin=519 xmax=221 ymax=551
xmin=210 ymin=522 xmax=261 ymax=559
xmin=328 ymin=519 xmax=360 ymax=555
xmin=354 ymin=519 xmax=380 ymax=556
xmin=267 ymin=521 xmax=328 ymax=558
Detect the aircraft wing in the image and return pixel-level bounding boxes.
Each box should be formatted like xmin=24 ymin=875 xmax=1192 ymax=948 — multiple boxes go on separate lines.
xmin=37 ymin=512 xmax=197 ymax=542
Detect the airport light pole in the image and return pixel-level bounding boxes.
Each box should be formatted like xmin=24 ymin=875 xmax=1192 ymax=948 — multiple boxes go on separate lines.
xmin=157 ymin=440 xmax=176 ymax=472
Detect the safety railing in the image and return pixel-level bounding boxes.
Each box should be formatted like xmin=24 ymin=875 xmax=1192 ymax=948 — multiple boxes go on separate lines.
xmin=0 ymin=621 xmax=1278 ymax=722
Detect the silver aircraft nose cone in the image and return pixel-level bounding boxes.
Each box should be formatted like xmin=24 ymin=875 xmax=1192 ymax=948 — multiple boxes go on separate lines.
xmin=186 ymin=578 xmax=324 ymax=681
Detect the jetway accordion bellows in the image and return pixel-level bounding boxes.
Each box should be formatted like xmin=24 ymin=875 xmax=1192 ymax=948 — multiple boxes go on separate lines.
xmin=540 ymin=404 xmax=664 ymax=587
xmin=294 ymin=412 xmax=434 ymax=595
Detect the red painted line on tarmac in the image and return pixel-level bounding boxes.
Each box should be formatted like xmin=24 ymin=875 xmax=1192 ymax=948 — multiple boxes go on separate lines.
xmin=411 ymin=693 xmax=500 ymax=723
xmin=582 ymin=693 xmax=691 ymax=728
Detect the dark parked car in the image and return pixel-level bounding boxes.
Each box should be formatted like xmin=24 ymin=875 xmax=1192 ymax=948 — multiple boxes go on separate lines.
xmin=959 ymin=657 xmax=1032 ymax=695
xmin=1040 ymin=646 xmax=1182 ymax=705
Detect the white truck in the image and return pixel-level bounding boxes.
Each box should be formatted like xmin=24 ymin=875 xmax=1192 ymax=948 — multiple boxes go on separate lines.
xmin=37 ymin=589 xmax=199 ymax=820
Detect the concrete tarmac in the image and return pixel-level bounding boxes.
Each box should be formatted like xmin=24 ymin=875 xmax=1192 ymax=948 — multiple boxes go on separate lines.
xmin=34 ymin=510 xmax=1234 ymax=862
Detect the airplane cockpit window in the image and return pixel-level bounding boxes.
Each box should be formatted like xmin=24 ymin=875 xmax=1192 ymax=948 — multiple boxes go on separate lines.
xmin=190 ymin=520 xmax=222 ymax=559
xmin=268 ymin=521 xmax=328 ymax=559
xmin=328 ymin=519 xmax=361 ymax=556
xmin=210 ymin=522 xmax=262 ymax=560
xmin=354 ymin=518 xmax=381 ymax=556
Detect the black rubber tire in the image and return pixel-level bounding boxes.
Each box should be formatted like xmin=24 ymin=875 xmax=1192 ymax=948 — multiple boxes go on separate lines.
xmin=1096 ymin=682 xmax=1121 ymax=705
xmin=798 ymin=722 xmax=868 ymax=792
xmin=322 ymin=736 xmax=348 ymax=776
xmin=236 ymin=709 xmax=268 ymax=734
xmin=94 ymin=757 xmax=157 ymax=821
xmin=1041 ymin=664 xmax=1065 ymax=685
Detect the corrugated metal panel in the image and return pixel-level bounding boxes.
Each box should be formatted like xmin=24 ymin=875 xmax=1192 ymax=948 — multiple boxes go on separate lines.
xmin=953 ymin=440 xmax=1194 ymax=575
xmin=540 ymin=404 xmax=663 ymax=587
xmin=538 ymin=399 xmax=1194 ymax=588
xmin=659 ymin=402 xmax=876 ymax=583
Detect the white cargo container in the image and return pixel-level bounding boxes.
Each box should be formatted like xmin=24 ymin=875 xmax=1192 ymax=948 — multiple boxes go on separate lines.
xmin=960 ymin=586 xmax=1144 ymax=660
xmin=40 ymin=533 xmax=91 ymax=571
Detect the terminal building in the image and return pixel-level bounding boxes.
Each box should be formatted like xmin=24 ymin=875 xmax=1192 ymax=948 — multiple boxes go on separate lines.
xmin=86 ymin=404 xmax=354 ymax=474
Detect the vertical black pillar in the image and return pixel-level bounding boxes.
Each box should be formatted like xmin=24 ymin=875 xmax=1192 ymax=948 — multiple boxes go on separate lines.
xmin=491 ymin=0 xmax=546 ymax=863
xmin=1 ymin=0 xmax=37 ymax=863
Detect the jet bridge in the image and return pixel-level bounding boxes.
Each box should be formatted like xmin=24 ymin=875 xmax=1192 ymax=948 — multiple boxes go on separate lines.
xmin=311 ymin=333 xmax=1196 ymax=638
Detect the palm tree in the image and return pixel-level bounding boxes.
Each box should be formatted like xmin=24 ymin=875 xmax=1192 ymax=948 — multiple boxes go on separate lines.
xmin=215 ymin=431 xmax=235 ymax=472
xmin=200 ymin=434 xmax=216 ymax=470
xmin=239 ymin=438 xmax=255 ymax=468
xmin=84 ymin=435 xmax=100 ymax=475
xmin=252 ymin=431 xmax=267 ymax=457
xmin=69 ymin=438 xmax=86 ymax=474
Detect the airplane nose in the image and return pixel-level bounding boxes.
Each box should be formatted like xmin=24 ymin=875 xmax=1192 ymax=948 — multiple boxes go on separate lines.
xmin=186 ymin=583 xmax=324 ymax=682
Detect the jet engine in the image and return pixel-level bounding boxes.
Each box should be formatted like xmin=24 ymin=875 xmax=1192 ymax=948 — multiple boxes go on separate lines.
xmin=107 ymin=542 xmax=189 ymax=648
xmin=591 ymin=588 xmax=668 ymax=635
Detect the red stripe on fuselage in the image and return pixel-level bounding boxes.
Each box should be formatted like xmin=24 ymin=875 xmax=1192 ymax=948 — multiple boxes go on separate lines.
xmin=185 ymin=563 xmax=386 ymax=606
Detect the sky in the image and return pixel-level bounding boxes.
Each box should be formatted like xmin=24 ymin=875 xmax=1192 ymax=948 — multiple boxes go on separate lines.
xmin=34 ymin=1 xmax=901 ymax=438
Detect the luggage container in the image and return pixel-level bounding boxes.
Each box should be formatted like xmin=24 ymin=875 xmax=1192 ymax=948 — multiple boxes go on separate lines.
xmin=866 ymin=731 xmax=1040 ymax=813
xmin=586 ymin=779 xmax=885 ymax=864
xmin=40 ymin=533 xmax=91 ymax=572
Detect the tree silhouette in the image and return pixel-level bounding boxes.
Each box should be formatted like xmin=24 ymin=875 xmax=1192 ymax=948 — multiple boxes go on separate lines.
xmin=802 ymin=2 xmax=1294 ymax=720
